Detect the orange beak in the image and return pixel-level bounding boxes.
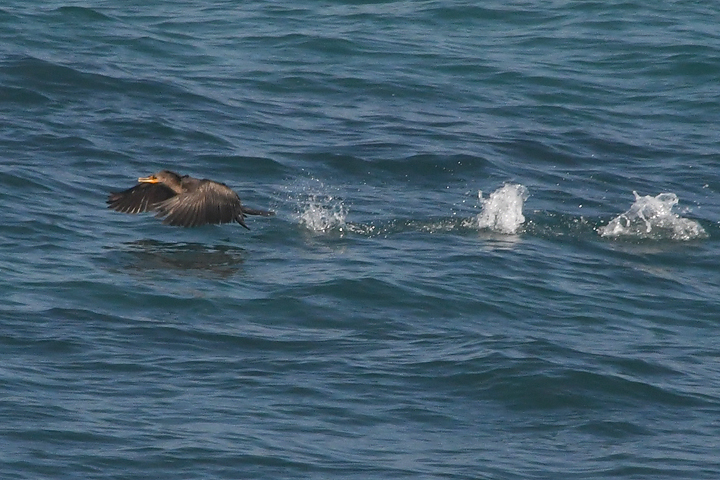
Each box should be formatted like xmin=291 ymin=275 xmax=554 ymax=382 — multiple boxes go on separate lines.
xmin=138 ymin=175 xmax=159 ymax=183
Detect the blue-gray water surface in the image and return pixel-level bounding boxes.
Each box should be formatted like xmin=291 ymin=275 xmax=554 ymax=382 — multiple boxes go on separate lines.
xmin=1 ymin=1 xmax=720 ymax=479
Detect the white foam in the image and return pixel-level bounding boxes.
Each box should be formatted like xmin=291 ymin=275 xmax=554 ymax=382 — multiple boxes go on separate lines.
xmin=475 ymin=184 xmax=528 ymax=234
xmin=298 ymin=194 xmax=348 ymax=233
xmin=598 ymin=191 xmax=706 ymax=241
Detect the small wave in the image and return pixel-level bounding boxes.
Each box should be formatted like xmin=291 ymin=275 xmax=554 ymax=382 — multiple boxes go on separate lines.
xmin=298 ymin=194 xmax=348 ymax=234
xmin=470 ymin=184 xmax=528 ymax=234
xmin=598 ymin=192 xmax=707 ymax=241
xmin=54 ymin=6 xmax=113 ymax=21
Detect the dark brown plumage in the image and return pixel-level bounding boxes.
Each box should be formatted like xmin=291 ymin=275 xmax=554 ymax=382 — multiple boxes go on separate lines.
xmin=107 ymin=170 xmax=274 ymax=228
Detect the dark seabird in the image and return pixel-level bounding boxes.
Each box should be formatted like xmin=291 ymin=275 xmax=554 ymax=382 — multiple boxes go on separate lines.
xmin=107 ymin=170 xmax=274 ymax=228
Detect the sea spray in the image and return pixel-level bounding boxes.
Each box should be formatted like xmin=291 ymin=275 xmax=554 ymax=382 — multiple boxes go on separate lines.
xmin=598 ymin=191 xmax=706 ymax=241
xmin=298 ymin=194 xmax=348 ymax=233
xmin=476 ymin=184 xmax=529 ymax=234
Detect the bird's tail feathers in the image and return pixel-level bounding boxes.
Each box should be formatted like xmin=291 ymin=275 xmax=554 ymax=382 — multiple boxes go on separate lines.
xmin=235 ymin=214 xmax=250 ymax=230
xmin=241 ymin=207 xmax=275 ymax=217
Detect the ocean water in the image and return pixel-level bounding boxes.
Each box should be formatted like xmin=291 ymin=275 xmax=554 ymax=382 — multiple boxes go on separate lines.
xmin=1 ymin=1 xmax=719 ymax=479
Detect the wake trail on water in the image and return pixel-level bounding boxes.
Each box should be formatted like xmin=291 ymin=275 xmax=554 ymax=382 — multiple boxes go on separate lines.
xmin=294 ymin=183 xmax=530 ymax=237
xmin=291 ymin=182 xmax=707 ymax=242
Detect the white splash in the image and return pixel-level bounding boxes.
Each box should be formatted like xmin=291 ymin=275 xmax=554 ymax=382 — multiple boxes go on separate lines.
xmin=476 ymin=184 xmax=529 ymax=234
xmin=299 ymin=195 xmax=347 ymax=233
xmin=598 ymin=191 xmax=706 ymax=241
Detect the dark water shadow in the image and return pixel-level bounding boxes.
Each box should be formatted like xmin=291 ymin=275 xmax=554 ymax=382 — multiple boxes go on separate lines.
xmin=104 ymin=240 xmax=247 ymax=279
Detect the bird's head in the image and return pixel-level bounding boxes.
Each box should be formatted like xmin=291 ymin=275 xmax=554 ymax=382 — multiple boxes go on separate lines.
xmin=138 ymin=170 xmax=182 ymax=186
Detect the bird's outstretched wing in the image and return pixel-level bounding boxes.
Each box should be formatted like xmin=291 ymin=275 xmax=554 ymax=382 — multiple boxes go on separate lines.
xmin=153 ymin=180 xmax=247 ymax=228
xmin=107 ymin=183 xmax=176 ymax=214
